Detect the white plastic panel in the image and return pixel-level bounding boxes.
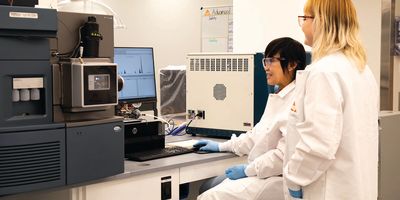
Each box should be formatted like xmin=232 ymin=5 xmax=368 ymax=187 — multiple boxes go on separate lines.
xmin=186 ymin=53 xmax=255 ymax=132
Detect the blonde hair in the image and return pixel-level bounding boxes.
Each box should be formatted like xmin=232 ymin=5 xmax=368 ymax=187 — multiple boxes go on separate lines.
xmin=305 ymin=0 xmax=366 ymax=71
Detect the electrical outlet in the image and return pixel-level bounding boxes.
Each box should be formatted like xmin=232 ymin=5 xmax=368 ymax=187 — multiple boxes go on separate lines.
xmin=187 ymin=110 xmax=196 ymax=119
xmin=197 ymin=110 xmax=205 ymax=119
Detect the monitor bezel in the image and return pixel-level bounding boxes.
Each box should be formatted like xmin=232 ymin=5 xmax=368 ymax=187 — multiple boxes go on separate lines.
xmin=114 ymin=46 xmax=157 ymax=104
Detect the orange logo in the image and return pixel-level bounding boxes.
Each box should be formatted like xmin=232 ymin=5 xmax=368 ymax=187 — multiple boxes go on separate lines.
xmin=204 ymin=9 xmax=211 ymax=16
xmin=290 ymin=102 xmax=297 ymax=112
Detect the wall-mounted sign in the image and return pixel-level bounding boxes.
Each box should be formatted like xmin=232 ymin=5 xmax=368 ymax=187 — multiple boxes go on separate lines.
xmin=201 ymin=6 xmax=233 ymax=52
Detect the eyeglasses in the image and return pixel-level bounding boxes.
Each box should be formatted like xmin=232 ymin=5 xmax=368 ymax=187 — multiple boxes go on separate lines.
xmin=262 ymin=57 xmax=285 ymax=67
xmin=297 ymin=15 xmax=314 ymax=27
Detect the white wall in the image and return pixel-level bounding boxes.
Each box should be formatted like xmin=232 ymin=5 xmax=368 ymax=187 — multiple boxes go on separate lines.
xmin=38 ymin=0 xmax=57 ymax=8
xmin=101 ymin=0 xmax=201 ymax=67
xmin=352 ymin=0 xmax=381 ymax=86
xmin=233 ymin=0 xmax=307 ymax=53
xmin=234 ymin=0 xmax=381 ymax=86
xmin=201 ymin=0 xmax=232 ymax=7
xmin=101 ymin=0 xmax=231 ymax=69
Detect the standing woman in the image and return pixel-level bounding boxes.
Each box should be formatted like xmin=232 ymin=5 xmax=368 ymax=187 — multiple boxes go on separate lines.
xmin=283 ymin=0 xmax=379 ymax=200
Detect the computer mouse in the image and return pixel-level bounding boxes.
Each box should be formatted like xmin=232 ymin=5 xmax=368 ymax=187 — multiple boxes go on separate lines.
xmin=191 ymin=145 xmax=201 ymax=151
xmin=191 ymin=146 xmax=209 ymax=154
xmin=195 ymin=150 xmax=209 ymax=154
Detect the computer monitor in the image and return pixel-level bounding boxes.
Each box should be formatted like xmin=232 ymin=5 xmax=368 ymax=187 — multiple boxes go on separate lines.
xmin=114 ymin=47 xmax=157 ymax=104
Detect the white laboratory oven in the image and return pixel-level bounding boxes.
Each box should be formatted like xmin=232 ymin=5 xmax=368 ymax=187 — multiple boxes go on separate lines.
xmin=185 ymin=53 xmax=273 ymax=138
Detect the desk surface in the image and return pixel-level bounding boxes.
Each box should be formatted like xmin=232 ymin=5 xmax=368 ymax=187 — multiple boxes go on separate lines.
xmin=105 ymin=135 xmax=238 ymax=181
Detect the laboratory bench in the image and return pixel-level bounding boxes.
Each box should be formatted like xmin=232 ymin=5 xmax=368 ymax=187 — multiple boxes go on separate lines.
xmin=0 ymin=135 xmax=246 ymax=200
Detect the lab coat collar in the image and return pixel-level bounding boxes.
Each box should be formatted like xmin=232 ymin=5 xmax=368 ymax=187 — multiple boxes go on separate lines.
xmin=275 ymin=81 xmax=295 ymax=98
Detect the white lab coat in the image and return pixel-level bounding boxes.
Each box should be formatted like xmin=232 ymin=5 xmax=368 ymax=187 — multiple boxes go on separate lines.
xmin=198 ymin=81 xmax=296 ymax=200
xmin=283 ymin=52 xmax=379 ymax=200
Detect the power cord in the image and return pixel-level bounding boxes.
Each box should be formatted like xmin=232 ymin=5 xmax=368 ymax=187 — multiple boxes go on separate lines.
xmin=52 ymin=26 xmax=83 ymax=59
xmin=183 ymin=112 xmax=202 ymax=135
xmin=167 ymin=112 xmax=203 ymax=136
xmin=168 ymin=121 xmax=188 ymax=136
xmin=71 ymin=26 xmax=83 ymax=58
xmin=184 ymin=119 xmax=194 ymax=135
xmin=141 ymin=113 xmax=202 ymax=136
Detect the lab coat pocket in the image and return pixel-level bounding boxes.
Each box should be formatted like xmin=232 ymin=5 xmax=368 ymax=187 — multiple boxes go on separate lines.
xmin=302 ymin=173 xmax=326 ymax=200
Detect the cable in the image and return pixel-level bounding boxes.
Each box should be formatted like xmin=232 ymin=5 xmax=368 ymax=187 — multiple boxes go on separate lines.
xmin=142 ymin=113 xmax=169 ymax=125
xmin=141 ymin=113 xmax=174 ymax=133
xmin=53 ymin=26 xmax=83 ymax=59
xmin=70 ymin=26 xmax=83 ymax=58
xmin=141 ymin=113 xmax=202 ymax=136
xmin=184 ymin=112 xmax=202 ymax=135
xmin=166 ymin=118 xmax=176 ymax=134
xmin=184 ymin=119 xmax=194 ymax=135
xmin=168 ymin=122 xmax=188 ymax=136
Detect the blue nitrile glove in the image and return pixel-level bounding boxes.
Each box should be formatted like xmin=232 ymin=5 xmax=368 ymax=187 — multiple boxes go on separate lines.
xmin=193 ymin=140 xmax=220 ymax=152
xmin=288 ymin=188 xmax=303 ymax=199
xmin=225 ymin=164 xmax=247 ymax=180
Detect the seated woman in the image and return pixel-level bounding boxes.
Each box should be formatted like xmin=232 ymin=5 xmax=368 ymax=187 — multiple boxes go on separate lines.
xmin=193 ymin=37 xmax=306 ymax=200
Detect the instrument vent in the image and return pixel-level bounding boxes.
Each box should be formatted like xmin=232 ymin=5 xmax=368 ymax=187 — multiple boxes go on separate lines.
xmin=189 ymin=58 xmax=249 ymax=72
xmin=0 ymin=142 xmax=62 ymax=188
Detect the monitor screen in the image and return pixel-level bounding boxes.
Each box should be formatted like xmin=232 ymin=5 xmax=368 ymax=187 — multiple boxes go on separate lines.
xmin=114 ymin=47 xmax=157 ymax=103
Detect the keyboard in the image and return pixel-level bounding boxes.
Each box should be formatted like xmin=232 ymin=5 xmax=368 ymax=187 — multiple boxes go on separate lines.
xmin=126 ymin=146 xmax=194 ymax=161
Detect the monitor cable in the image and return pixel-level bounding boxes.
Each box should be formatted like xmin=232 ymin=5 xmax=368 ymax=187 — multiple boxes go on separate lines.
xmin=141 ymin=113 xmax=175 ymax=134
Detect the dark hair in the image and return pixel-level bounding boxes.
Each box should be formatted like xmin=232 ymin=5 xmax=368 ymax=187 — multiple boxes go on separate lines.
xmin=264 ymin=37 xmax=306 ymax=79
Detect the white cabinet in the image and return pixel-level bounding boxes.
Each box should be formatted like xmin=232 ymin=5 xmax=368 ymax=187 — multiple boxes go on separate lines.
xmin=76 ymin=169 xmax=180 ymax=200
xmin=0 ymin=169 xmax=180 ymax=200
